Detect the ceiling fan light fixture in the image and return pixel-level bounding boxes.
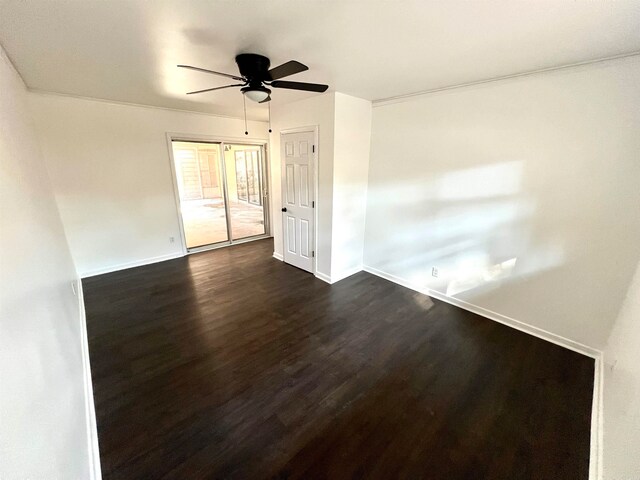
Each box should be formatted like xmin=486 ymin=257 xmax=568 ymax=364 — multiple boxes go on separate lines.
xmin=242 ymin=86 xmax=271 ymax=103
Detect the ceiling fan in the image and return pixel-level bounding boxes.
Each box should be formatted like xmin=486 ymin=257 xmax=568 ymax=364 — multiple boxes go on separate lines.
xmin=178 ymin=53 xmax=329 ymax=104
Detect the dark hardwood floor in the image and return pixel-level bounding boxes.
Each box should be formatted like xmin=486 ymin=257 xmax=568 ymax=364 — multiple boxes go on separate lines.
xmin=83 ymin=238 xmax=594 ymax=479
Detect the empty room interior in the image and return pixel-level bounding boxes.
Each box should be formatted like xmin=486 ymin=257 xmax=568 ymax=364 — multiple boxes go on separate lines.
xmin=2 ymin=1 xmax=640 ymax=479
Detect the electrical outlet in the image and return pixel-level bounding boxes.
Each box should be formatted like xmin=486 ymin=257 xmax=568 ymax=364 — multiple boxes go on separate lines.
xmin=169 ymin=236 xmax=175 ymax=244
xmin=431 ymin=267 xmax=439 ymax=278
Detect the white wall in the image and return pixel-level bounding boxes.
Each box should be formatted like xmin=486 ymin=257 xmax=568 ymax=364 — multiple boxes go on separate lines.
xmin=270 ymin=93 xmax=336 ymax=277
xmin=331 ymin=93 xmax=372 ymax=281
xmin=28 ymin=93 xmax=268 ymax=277
xmin=270 ymin=92 xmax=372 ymax=282
xmin=364 ymin=56 xmax=640 ymax=350
xmin=0 ymin=46 xmax=94 ymax=478
xmin=603 ymin=259 xmax=640 ymax=479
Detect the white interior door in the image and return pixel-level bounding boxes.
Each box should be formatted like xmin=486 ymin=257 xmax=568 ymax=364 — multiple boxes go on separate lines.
xmin=281 ymin=131 xmax=315 ymax=273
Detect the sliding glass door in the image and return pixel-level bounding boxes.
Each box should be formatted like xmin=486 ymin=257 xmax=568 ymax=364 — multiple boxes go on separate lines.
xmin=171 ymin=140 xmax=268 ymax=251
xmin=224 ymin=146 xmax=265 ymax=240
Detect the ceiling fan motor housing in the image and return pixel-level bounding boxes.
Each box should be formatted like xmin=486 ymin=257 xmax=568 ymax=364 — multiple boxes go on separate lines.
xmin=235 ymin=53 xmax=271 ymax=81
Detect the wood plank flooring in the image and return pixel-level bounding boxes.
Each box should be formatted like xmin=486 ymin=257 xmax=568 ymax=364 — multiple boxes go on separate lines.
xmin=83 ymin=238 xmax=594 ymax=479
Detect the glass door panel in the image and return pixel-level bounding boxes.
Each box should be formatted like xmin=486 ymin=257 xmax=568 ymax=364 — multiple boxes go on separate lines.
xmin=172 ymin=141 xmax=229 ymax=249
xmin=247 ymin=151 xmax=261 ymax=205
xmin=224 ymin=145 xmax=266 ymax=240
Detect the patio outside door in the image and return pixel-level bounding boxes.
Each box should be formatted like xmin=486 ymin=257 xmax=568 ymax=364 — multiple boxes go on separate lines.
xmin=171 ymin=140 xmax=268 ymax=251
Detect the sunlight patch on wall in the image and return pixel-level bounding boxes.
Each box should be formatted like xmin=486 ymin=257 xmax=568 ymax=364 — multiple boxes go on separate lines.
xmin=445 ymin=257 xmax=517 ymax=296
xmin=365 ymin=159 xmax=568 ymax=300
xmin=437 ymin=161 xmax=524 ymax=200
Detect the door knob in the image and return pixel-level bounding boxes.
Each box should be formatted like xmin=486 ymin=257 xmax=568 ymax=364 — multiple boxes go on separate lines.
xmin=281 ymin=207 xmax=287 ymax=212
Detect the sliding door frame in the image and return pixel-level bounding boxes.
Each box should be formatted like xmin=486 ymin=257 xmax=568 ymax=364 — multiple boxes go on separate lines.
xmin=165 ymin=132 xmax=270 ymax=255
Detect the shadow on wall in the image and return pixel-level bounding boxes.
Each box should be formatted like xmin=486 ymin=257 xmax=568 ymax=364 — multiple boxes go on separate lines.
xmin=366 ymin=160 xmax=566 ymax=299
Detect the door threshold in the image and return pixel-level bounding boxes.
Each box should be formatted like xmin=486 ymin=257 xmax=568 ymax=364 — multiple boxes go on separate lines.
xmin=187 ymin=235 xmax=271 ymax=254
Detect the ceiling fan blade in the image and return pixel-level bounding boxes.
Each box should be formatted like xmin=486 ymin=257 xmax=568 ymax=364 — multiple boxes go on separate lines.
xmin=267 ymin=60 xmax=309 ymax=80
xmin=271 ymin=80 xmax=328 ymax=92
xmin=178 ymin=64 xmax=244 ymax=82
xmin=259 ymin=95 xmax=272 ymax=104
xmin=186 ymin=84 xmax=245 ymax=95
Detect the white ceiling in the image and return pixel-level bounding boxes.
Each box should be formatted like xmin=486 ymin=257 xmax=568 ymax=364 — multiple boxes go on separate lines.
xmin=1 ymin=0 xmax=639 ymax=120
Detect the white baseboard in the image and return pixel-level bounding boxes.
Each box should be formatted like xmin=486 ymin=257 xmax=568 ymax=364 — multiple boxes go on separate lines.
xmin=313 ymin=265 xmax=362 ymax=285
xmin=362 ymin=264 xmax=600 ymax=359
xmin=272 ymin=251 xmax=284 ymax=261
xmin=80 ymin=252 xmax=184 ymax=278
xmin=76 ymin=279 xmax=102 ymax=480
xmin=315 ymin=271 xmax=332 ymax=284
xmin=331 ymin=265 xmax=363 ymax=284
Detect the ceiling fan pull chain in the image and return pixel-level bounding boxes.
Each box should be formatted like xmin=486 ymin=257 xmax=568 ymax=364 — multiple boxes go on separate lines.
xmin=268 ymin=102 xmax=272 ymax=133
xmin=243 ymin=94 xmax=248 ymax=135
